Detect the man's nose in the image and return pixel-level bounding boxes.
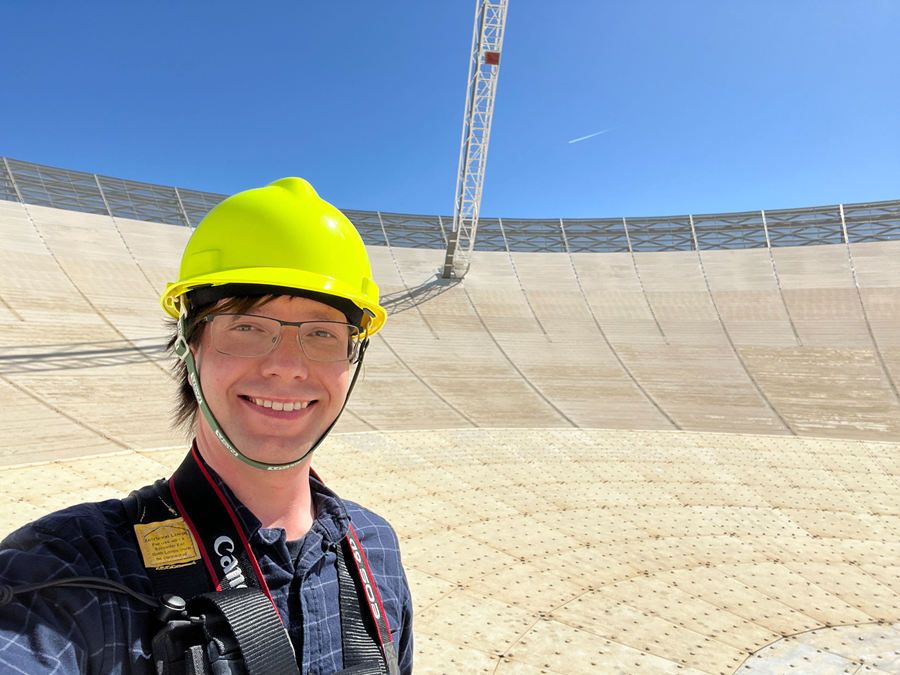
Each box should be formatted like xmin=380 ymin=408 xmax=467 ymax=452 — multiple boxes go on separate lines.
xmin=262 ymin=326 xmax=310 ymax=376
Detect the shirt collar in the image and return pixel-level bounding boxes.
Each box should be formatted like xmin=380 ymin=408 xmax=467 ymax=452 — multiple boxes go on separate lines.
xmin=194 ymin=448 xmax=351 ymax=544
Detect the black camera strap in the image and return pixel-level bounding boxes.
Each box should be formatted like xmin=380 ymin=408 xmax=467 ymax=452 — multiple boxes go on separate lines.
xmin=169 ymin=445 xmax=270 ymax=597
xmin=127 ymin=445 xmax=398 ymax=675
xmin=340 ymin=523 xmax=399 ymax=675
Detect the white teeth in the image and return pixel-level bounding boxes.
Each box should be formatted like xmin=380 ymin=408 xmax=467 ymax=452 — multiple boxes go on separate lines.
xmin=249 ymin=398 xmax=309 ymax=410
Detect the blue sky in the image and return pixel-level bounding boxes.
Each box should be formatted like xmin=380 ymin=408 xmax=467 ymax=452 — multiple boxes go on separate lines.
xmin=2 ymin=1 xmax=897 ymax=218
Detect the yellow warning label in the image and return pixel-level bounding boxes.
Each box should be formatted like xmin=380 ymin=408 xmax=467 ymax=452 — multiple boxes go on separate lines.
xmin=133 ymin=518 xmax=201 ymax=569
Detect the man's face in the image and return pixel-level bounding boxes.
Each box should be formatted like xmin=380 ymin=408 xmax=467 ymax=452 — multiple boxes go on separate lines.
xmin=194 ymin=295 xmax=352 ymax=468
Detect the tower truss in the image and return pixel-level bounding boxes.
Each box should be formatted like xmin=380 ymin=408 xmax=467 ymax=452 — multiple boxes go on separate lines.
xmin=441 ymin=0 xmax=509 ymax=279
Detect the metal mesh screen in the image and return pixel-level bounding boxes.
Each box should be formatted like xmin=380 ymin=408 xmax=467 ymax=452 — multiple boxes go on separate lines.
xmin=0 ymin=160 xmax=18 ymax=202
xmin=472 ymin=217 xmax=507 ymax=251
xmin=177 ymin=188 xmax=227 ymax=228
xmin=341 ymin=209 xmax=388 ymax=247
xmin=370 ymin=211 xmax=446 ymax=249
xmin=625 ymin=215 xmax=695 ymax=252
xmin=96 ymin=175 xmax=187 ymax=226
xmin=843 ymin=201 xmax=900 ymax=244
xmin=764 ymin=205 xmax=845 ymax=247
xmin=500 ymin=218 xmax=565 ymax=252
xmin=6 ymin=158 xmax=108 ymax=215
xmin=693 ymin=211 xmax=768 ymax=250
xmin=2 ymin=157 xmax=898 ymax=253
xmin=562 ymin=219 xmax=629 ymax=253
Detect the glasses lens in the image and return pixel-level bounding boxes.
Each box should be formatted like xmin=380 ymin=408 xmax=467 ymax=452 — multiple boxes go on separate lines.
xmin=299 ymin=322 xmax=360 ymax=362
xmin=210 ymin=314 xmax=280 ymax=357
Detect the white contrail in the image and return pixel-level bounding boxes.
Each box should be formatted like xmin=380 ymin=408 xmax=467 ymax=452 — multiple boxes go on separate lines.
xmin=568 ymin=128 xmax=615 ymax=144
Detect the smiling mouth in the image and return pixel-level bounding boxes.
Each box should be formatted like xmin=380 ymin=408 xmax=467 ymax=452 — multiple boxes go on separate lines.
xmin=240 ymin=396 xmax=312 ymax=412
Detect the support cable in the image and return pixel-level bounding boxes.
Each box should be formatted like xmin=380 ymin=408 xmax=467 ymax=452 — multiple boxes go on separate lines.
xmin=340 ymin=406 xmax=378 ymax=432
xmin=559 ymin=219 xmax=679 ymax=429
xmin=0 ymin=294 xmax=23 ymax=322
xmin=173 ymin=186 xmax=192 ymax=229
xmin=689 ymin=215 xmax=795 ymax=434
xmin=761 ymin=210 xmax=803 ymax=346
xmin=375 ymin=333 xmax=478 ymax=427
xmin=623 ymin=217 xmax=668 ymax=344
xmin=498 ymin=217 xmax=550 ymax=340
xmin=437 ymin=215 xmax=448 ymax=249
xmin=840 ymin=204 xmax=900 ymax=405
xmin=462 ymin=287 xmax=578 ymax=428
xmin=95 ymin=174 xmax=162 ymax=298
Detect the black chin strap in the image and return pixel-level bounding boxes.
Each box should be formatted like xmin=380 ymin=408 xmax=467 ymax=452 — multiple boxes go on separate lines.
xmin=304 ymin=337 xmax=369 ymax=461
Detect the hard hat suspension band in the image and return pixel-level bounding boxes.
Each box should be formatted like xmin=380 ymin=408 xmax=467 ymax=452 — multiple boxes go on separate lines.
xmin=188 ymin=283 xmax=365 ymax=329
xmin=175 ymin=306 xmax=368 ymax=472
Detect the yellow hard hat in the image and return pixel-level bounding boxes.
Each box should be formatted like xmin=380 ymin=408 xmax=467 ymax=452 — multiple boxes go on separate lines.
xmin=160 ymin=177 xmax=386 ymax=335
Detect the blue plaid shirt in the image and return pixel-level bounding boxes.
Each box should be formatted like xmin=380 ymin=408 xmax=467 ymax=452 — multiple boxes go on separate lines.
xmin=0 ymin=459 xmax=413 ymax=675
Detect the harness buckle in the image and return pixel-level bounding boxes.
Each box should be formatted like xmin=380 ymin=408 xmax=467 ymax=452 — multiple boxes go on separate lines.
xmin=174 ymin=302 xmax=190 ymax=361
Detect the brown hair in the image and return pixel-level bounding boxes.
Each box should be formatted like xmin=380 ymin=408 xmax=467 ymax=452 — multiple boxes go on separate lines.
xmin=166 ymin=295 xmax=277 ymax=434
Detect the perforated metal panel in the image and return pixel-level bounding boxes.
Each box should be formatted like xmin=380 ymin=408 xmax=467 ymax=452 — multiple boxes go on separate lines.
xmin=3 ymin=429 xmax=900 ymax=675
xmin=5 ymin=158 xmax=108 ymax=215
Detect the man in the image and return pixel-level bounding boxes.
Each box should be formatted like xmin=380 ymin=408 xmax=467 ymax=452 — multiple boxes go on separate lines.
xmin=0 ymin=178 xmax=413 ymax=674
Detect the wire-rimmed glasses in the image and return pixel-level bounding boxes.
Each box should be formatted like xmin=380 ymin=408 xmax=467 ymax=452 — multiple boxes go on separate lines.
xmin=203 ymin=314 xmax=362 ymax=362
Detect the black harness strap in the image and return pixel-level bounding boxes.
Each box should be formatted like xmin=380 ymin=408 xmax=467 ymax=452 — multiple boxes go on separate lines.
xmin=336 ymin=541 xmax=387 ymax=674
xmin=170 ymin=447 xmax=267 ymax=596
xmin=125 ymin=479 xmax=211 ymax=599
xmin=190 ymin=589 xmax=300 ymax=675
xmin=345 ymin=527 xmax=400 ymax=675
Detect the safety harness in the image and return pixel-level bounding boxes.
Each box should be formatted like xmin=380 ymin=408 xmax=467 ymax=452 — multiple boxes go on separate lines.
xmin=123 ymin=446 xmax=399 ymax=675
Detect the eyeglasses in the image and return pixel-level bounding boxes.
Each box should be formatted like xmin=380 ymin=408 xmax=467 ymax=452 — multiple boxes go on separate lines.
xmin=203 ymin=314 xmax=362 ymax=362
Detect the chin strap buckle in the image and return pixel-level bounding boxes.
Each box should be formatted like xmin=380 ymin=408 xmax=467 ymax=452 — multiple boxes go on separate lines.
xmin=174 ymin=301 xmax=190 ymax=361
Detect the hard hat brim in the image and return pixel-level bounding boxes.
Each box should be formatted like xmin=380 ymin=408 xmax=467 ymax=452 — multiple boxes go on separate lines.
xmin=160 ymin=267 xmax=386 ymax=335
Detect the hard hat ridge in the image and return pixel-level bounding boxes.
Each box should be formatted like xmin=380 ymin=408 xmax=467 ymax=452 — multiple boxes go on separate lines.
xmin=268 ymin=176 xmax=319 ymax=200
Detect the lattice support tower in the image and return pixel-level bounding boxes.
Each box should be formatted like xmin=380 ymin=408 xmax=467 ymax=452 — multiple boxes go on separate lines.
xmin=441 ymin=0 xmax=509 ymax=279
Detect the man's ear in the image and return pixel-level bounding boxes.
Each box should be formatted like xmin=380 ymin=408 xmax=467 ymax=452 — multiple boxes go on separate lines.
xmin=190 ymin=339 xmax=201 ymax=366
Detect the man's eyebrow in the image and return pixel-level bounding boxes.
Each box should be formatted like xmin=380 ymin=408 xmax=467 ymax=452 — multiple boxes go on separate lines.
xmin=254 ymin=311 xmax=346 ymax=323
xmin=305 ymin=312 xmax=346 ymax=322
